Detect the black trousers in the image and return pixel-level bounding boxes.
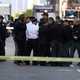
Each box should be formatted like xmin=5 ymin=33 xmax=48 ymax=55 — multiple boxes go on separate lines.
xmin=0 ymin=46 xmax=5 ymax=56
xmin=70 ymin=42 xmax=80 ymax=64
xmin=16 ymin=40 xmax=26 ymax=63
xmin=25 ymin=39 xmax=39 ymax=65
xmin=51 ymin=40 xmax=63 ymax=66
xmin=39 ymin=44 xmax=50 ymax=65
xmin=0 ymin=45 xmax=5 ymax=61
xmin=0 ymin=41 xmax=5 ymax=56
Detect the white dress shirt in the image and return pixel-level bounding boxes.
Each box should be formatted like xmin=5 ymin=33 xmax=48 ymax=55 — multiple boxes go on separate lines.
xmin=26 ymin=22 xmax=39 ymax=39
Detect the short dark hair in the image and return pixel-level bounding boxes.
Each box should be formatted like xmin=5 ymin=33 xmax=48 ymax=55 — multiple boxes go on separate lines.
xmin=48 ymin=17 xmax=54 ymax=22
xmin=56 ymin=16 xmax=60 ymax=20
xmin=19 ymin=14 xmax=25 ymax=20
xmin=64 ymin=20 xmax=69 ymax=23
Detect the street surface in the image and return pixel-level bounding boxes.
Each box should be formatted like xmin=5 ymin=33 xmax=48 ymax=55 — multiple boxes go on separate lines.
xmin=0 ymin=36 xmax=79 ymax=80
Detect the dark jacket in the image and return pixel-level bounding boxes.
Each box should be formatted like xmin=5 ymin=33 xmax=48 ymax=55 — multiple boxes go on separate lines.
xmin=39 ymin=25 xmax=49 ymax=45
xmin=0 ymin=22 xmax=6 ymax=42
xmin=39 ymin=18 xmax=48 ymax=26
xmin=48 ymin=22 xmax=55 ymax=42
xmin=14 ymin=20 xmax=26 ymax=42
xmin=72 ymin=24 xmax=80 ymax=42
xmin=63 ymin=25 xmax=73 ymax=42
xmin=49 ymin=22 xmax=65 ymax=42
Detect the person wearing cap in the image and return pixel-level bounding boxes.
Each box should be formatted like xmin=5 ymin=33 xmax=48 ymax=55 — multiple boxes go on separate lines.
xmin=0 ymin=15 xmax=4 ymax=20
xmin=41 ymin=12 xmax=48 ymax=19
xmin=0 ymin=15 xmax=7 ymax=61
xmin=39 ymin=12 xmax=49 ymax=26
xmin=26 ymin=18 xmax=39 ymax=65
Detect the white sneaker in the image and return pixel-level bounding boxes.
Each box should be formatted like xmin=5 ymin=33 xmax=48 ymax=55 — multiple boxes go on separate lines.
xmin=70 ymin=64 xmax=74 ymax=67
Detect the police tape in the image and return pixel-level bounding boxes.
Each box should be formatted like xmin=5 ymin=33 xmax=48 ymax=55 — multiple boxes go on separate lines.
xmin=0 ymin=56 xmax=80 ymax=62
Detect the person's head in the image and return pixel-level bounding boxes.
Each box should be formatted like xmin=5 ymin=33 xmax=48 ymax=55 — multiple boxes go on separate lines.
xmin=19 ymin=14 xmax=25 ymax=22
xmin=56 ymin=16 xmax=60 ymax=21
xmin=69 ymin=21 xmax=73 ymax=25
xmin=26 ymin=17 xmax=31 ymax=23
xmin=43 ymin=19 xmax=48 ymax=26
xmin=42 ymin=12 xmax=48 ymax=19
xmin=63 ymin=20 xmax=69 ymax=26
xmin=26 ymin=16 xmax=35 ymax=23
xmin=78 ymin=20 xmax=80 ymax=25
xmin=10 ymin=16 xmax=14 ymax=21
xmin=73 ymin=19 xmax=78 ymax=25
xmin=0 ymin=15 xmax=4 ymax=23
xmin=48 ymin=17 xmax=54 ymax=25
xmin=32 ymin=18 xmax=37 ymax=25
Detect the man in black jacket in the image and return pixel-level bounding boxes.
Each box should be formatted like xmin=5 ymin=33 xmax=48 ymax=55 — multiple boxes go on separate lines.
xmin=70 ymin=19 xmax=80 ymax=66
xmin=62 ymin=20 xmax=73 ymax=66
xmin=49 ymin=20 xmax=65 ymax=66
xmin=39 ymin=19 xmax=49 ymax=66
xmin=14 ymin=14 xmax=26 ymax=66
xmin=48 ymin=17 xmax=55 ymax=65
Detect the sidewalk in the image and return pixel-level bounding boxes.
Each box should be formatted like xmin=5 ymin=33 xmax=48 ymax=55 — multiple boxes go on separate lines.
xmin=0 ymin=61 xmax=80 ymax=80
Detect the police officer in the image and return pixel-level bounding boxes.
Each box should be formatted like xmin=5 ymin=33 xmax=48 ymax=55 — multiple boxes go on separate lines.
xmin=26 ymin=18 xmax=39 ymax=65
xmin=0 ymin=15 xmax=7 ymax=61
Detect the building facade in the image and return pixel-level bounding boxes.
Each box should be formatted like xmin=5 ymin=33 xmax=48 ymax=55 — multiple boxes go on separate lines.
xmin=68 ymin=0 xmax=80 ymax=8
xmin=0 ymin=0 xmax=41 ymax=14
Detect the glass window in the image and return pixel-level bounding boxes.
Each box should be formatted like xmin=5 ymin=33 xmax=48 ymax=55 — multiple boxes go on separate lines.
xmin=65 ymin=9 xmax=78 ymax=18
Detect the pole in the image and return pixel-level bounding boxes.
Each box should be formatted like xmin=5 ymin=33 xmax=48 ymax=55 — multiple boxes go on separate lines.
xmin=59 ymin=0 xmax=62 ymax=18
xmin=46 ymin=0 xmax=48 ymax=5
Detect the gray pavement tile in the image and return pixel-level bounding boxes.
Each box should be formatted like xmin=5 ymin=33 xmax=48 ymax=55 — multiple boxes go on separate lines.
xmin=0 ymin=61 xmax=80 ymax=80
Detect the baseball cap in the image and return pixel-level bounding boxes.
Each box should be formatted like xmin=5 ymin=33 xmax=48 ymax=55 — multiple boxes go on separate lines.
xmin=0 ymin=15 xmax=4 ymax=19
xmin=42 ymin=12 xmax=48 ymax=17
xmin=31 ymin=18 xmax=37 ymax=22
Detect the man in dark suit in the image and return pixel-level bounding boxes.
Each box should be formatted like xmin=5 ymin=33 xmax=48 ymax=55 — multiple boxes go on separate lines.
xmin=14 ymin=14 xmax=26 ymax=66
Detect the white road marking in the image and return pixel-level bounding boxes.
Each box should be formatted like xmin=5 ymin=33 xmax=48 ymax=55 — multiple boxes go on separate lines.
xmin=76 ymin=69 xmax=80 ymax=73
xmin=76 ymin=79 xmax=80 ymax=80
xmin=70 ymin=64 xmax=74 ymax=67
xmin=58 ymin=69 xmax=74 ymax=72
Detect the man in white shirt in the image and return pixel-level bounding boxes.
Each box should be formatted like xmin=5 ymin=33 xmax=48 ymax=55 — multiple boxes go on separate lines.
xmin=26 ymin=18 xmax=39 ymax=65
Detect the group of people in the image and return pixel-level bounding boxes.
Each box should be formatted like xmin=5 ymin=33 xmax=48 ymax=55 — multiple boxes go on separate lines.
xmin=0 ymin=12 xmax=80 ymax=67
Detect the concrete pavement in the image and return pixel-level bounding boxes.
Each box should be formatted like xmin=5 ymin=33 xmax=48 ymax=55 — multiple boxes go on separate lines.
xmin=0 ymin=61 xmax=80 ymax=80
